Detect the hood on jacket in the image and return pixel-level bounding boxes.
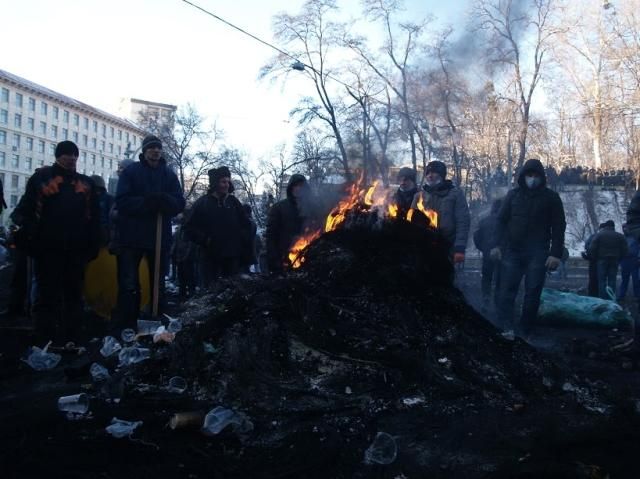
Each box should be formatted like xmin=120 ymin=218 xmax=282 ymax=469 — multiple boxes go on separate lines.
xmin=286 ymin=174 xmax=307 ymax=200
xmin=517 ymin=158 xmax=547 ymax=188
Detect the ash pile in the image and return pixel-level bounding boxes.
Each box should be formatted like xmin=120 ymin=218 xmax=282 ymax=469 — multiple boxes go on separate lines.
xmin=112 ymin=212 xmax=621 ymax=478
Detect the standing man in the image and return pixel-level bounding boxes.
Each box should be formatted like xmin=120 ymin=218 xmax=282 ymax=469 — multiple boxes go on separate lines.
xmin=617 ymin=223 xmax=640 ymax=302
xmin=393 ymin=167 xmax=418 ymax=220
xmin=266 ymin=174 xmax=309 ymax=273
xmin=90 ymin=175 xmax=114 ymax=246
xmin=587 ymin=220 xmax=627 ymax=300
xmin=493 ymin=158 xmax=566 ymax=337
xmin=11 ymin=141 xmax=100 ymax=344
xmin=473 ymin=199 xmax=502 ymax=312
xmin=411 ymin=160 xmax=470 ymax=263
xmin=184 ymin=166 xmax=250 ymax=284
xmin=115 ymin=135 xmax=185 ymax=331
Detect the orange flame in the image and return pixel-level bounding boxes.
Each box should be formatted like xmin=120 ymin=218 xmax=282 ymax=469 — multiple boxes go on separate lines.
xmin=407 ymin=195 xmax=438 ymax=227
xmin=387 ymin=203 xmax=399 ymax=218
xmin=325 ymin=182 xmax=362 ymax=233
xmin=288 ymin=230 xmax=322 ymax=268
xmin=364 ymin=181 xmax=380 ymax=206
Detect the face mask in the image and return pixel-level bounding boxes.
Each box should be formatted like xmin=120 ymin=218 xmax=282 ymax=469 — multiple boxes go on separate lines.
xmin=425 ymin=178 xmax=442 ymax=187
xmin=525 ymin=176 xmax=541 ymax=189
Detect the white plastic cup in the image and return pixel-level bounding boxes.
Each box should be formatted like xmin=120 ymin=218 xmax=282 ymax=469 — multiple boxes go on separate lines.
xmin=57 ymin=393 xmax=90 ymax=414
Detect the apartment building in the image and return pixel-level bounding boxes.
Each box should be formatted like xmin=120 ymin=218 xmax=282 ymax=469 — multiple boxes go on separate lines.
xmin=0 ymin=68 xmax=146 ymax=222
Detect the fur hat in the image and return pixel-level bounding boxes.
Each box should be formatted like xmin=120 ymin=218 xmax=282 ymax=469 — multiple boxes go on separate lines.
xmin=209 ymin=166 xmax=231 ymax=185
xmin=54 ymin=140 xmax=79 ymax=158
xmin=425 ymin=160 xmax=446 ymax=179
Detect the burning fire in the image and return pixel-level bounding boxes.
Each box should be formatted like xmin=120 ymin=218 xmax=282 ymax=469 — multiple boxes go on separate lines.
xmin=288 ymin=178 xmax=438 ymax=269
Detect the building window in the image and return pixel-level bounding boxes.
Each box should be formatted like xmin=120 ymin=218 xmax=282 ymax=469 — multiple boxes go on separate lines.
xmin=109 ymin=159 xmax=113 ymax=170
xmin=38 ymin=140 xmax=45 ymax=153
xmin=118 ymin=130 xmax=122 ymax=140
xmin=12 ymin=134 xmax=20 ymax=148
xmin=125 ymin=132 xmax=130 ymax=142
xmin=37 ymin=159 xmax=44 ymax=167
xmin=62 ymin=128 xmax=68 ymax=140
xmin=100 ymin=157 xmax=105 ymax=168
xmin=92 ymin=120 xmax=97 ymax=132
xmin=133 ymin=136 xmax=137 ymax=146
xmin=26 ymin=137 xmax=33 ymax=151
xmin=100 ymin=140 xmax=105 ymax=151
xmin=101 ymin=124 xmax=106 ymax=137
xmin=51 ymin=125 xmax=57 ymax=139
xmin=14 ymin=113 xmax=21 ymax=128
xmin=49 ymin=143 xmax=55 ymax=155
xmin=11 ymin=155 xmax=19 ymax=169
xmin=0 ymin=130 xmax=6 ymax=144
xmin=15 ymin=93 xmax=23 ymax=108
xmin=0 ymin=152 xmax=5 ymax=167
xmin=81 ymin=151 xmax=87 ymax=162
xmin=83 ymin=134 xmax=88 ymax=146
xmin=52 ymin=106 xmax=59 ymax=119
xmin=110 ymin=127 xmax=114 ymax=138
xmin=72 ymin=131 xmax=78 ymax=142
xmin=73 ymin=114 xmax=79 ymax=126
xmin=1 ymin=88 xmax=8 ymax=102
xmin=11 ymin=175 xmax=19 ymax=188
xmin=27 ymin=118 xmax=34 ymax=131
xmin=118 ymin=145 xmax=121 ymax=155
xmin=25 ymin=157 xmax=32 ymax=171
xmin=91 ymin=154 xmax=96 ymax=165
xmin=28 ymin=97 xmax=35 ymax=111
xmin=109 ymin=143 xmax=113 ymax=153
xmin=63 ymin=110 xmax=69 ymax=123
xmin=10 ymin=195 xmax=18 ymax=208
xmin=91 ymin=138 xmax=97 ymax=149
xmin=83 ymin=117 xmax=88 ymax=129
xmin=40 ymin=101 xmax=48 ymax=115
xmin=40 ymin=121 xmax=46 ymax=135
xmin=0 ymin=173 xmax=4 ymax=185
xmin=0 ymin=109 xmax=7 ymax=124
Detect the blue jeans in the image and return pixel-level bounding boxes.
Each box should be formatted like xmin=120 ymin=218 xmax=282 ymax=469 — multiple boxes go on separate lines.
xmin=597 ymin=258 xmax=619 ymax=300
xmin=497 ymin=248 xmax=548 ymax=333
xmin=618 ymin=257 xmax=640 ymax=300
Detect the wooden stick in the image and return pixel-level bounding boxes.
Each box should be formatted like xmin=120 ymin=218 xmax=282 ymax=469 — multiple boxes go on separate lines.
xmin=152 ymin=213 xmax=162 ymax=318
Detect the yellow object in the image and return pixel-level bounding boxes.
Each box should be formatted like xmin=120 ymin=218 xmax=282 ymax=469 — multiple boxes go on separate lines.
xmin=84 ymin=248 xmax=150 ymax=319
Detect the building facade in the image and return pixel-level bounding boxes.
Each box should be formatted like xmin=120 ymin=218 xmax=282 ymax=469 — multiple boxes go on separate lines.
xmin=0 ymin=69 xmax=146 ymax=222
xmin=119 ymin=97 xmax=176 ymax=134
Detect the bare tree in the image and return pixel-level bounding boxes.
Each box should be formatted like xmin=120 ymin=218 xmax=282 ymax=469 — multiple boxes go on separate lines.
xmin=474 ymin=0 xmax=559 ymax=169
xmin=220 ymin=148 xmax=265 ymax=226
xmin=260 ymin=0 xmax=353 ymax=181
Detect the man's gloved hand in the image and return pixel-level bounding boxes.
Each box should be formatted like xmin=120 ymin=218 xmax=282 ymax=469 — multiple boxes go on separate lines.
xmin=545 ymin=256 xmax=561 ymax=270
xmin=490 ymin=247 xmax=502 ymax=261
xmin=144 ymin=192 xmax=162 ymax=211
xmin=453 ymin=252 xmax=465 ymax=264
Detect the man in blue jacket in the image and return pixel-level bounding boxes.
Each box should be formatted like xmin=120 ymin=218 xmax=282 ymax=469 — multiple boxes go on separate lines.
xmin=115 ymin=135 xmax=185 ymax=331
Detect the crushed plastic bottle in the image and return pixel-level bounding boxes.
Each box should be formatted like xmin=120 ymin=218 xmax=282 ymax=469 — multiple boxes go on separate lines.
xmin=202 ymin=406 xmax=254 ymax=435
xmin=90 ymin=362 xmax=110 ymax=382
xmin=121 ymin=328 xmax=136 ymax=343
xmin=100 ymin=336 xmax=122 ymax=357
xmin=364 ymin=432 xmax=397 ymax=465
xmin=168 ymin=376 xmax=187 ymax=393
xmin=167 ymin=319 xmax=182 ymax=333
xmin=22 ymin=345 xmax=61 ymax=371
xmin=118 ymin=347 xmax=151 ymax=367
xmin=105 ymin=417 xmax=143 ymax=438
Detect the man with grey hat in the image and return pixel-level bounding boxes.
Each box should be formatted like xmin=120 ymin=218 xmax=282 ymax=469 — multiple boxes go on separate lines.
xmin=411 ymin=160 xmax=470 ymax=263
xmin=114 ymin=134 xmax=185 ymax=330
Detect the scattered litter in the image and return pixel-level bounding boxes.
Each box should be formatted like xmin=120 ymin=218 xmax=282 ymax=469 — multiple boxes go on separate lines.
xmin=402 ymin=397 xmax=425 ymax=407
xmin=121 ymin=329 xmax=136 ymax=343
xmin=58 ymin=393 xmax=89 ymax=414
xmin=202 ymin=407 xmax=254 ymax=435
xmin=89 ymin=363 xmax=110 ymax=382
xmin=137 ymin=319 xmax=162 ymax=336
xmin=203 ymin=342 xmax=217 ymax=354
xmin=100 ymin=336 xmax=122 ymax=357
xmin=105 ymin=417 xmax=143 ymax=438
xmin=364 ymin=432 xmax=397 ymax=465
xmin=22 ymin=342 xmax=61 ymax=370
xmin=169 ymin=411 xmax=204 ymax=430
xmin=167 ymin=376 xmax=187 ymax=393
xmin=168 ymin=319 xmax=183 ymax=333
xmin=118 ymin=347 xmax=151 ymax=367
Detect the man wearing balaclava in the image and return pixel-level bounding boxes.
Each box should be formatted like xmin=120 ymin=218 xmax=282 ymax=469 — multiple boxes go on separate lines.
xmin=115 ymin=135 xmax=185 ymax=332
xmin=411 ymin=160 xmax=470 ymax=263
xmin=11 ymin=140 xmax=100 ymax=345
xmin=492 ymin=158 xmax=566 ymax=338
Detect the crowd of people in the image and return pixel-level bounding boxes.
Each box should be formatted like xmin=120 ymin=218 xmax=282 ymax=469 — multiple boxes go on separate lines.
xmin=8 ymin=136 xmax=640 ymax=345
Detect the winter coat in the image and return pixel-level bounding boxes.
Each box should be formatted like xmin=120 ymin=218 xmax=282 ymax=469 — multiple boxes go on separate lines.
xmin=473 ymin=213 xmax=500 ymax=254
xmin=496 ymin=159 xmax=566 ymax=258
xmin=626 ymin=191 xmax=640 ymax=240
xmin=10 ymin=163 xmax=100 ymax=257
xmin=266 ymin=175 xmax=307 ymax=272
xmin=411 ymin=180 xmax=470 ymax=253
xmin=393 ymin=187 xmax=417 ymax=220
xmin=115 ymin=156 xmax=185 ymax=251
xmin=171 ymin=225 xmax=196 ymax=263
xmin=184 ymin=192 xmax=251 ymax=260
xmin=587 ymin=226 xmax=628 ymax=260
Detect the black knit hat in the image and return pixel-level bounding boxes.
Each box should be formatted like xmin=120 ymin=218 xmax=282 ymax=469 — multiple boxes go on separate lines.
xmin=142 ymin=135 xmax=162 ymax=152
xmin=209 ymin=166 xmax=231 ymax=185
xmin=54 ymin=140 xmax=79 ymax=158
xmin=602 ymin=220 xmax=615 ymax=229
xmin=425 ymin=160 xmax=447 ymax=179
xmin=397 ymin=167 xmax=416 ymax=183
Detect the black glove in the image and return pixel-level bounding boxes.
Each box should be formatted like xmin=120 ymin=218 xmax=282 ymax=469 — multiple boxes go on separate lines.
xmin=158 ymin=193 xmax=174 ymax=213
xmin=144 ymin=192 xmax=163 ymax=211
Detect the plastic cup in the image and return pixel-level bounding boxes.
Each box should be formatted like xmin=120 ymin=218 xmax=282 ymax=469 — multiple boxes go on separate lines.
xmin=57 ymin=393 xmax=90 ymax=414
xmin=121 ymin=328 xmax=136 ymax=343
xmin=168 ymin=376 xmax=187 ymax=393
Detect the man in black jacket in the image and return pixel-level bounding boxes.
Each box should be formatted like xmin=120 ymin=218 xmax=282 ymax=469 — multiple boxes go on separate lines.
xmin=11 ymin=141 xmax=100 ymax=344
xmin=393 ymin=167 xmax=417 ymax=220
xmin=184 ymin=166 xmax=250 ymax=284
xmin=266 ymin=174 xmax=310 ymax=273
xmin=587 ymin=220 xmax=627 ymax=299
xmin=492 ymin=158 xmax=566 ymax=336
xmin=473 ymin=199 xmax=502 ymax=312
